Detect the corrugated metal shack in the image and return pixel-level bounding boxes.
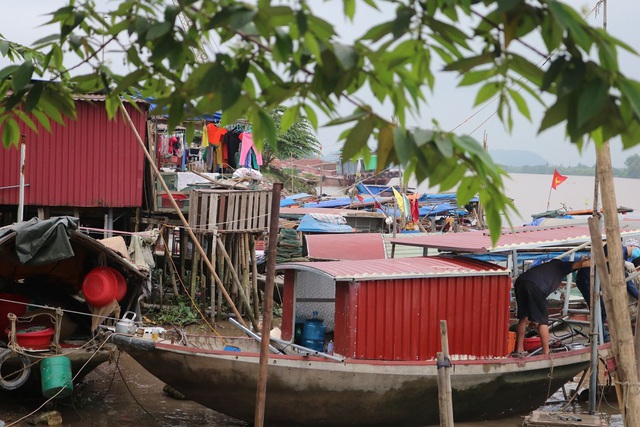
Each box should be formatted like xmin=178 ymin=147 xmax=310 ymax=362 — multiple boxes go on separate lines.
xmin=0 ymin=96 xmax=147 ymax=229
xmin=278 ymin=256 xmax=512 ymax=359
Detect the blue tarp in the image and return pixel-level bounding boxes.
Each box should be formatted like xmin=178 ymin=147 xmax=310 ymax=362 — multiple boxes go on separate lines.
xmin=418 ymin=203 xmax=468 ymax=217
xmin=296 ymin=214 xmax=354 ymax=233
xmin=416 ymin=193 xmax=479 ymax=204
xmin=302 ymin=196 xmax=377 ymax=209
xmin=523 ymin=215 xmax=575 ymax=226
xmin=280 ymin=193 xmax=313 ymax=207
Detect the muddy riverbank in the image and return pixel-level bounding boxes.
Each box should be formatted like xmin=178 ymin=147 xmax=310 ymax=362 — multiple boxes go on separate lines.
xmin=0 ymin=351 xmax=247 ymax=427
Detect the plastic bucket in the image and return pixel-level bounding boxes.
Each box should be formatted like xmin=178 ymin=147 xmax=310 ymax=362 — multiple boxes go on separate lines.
xmin=523 ymin=336 xmax=541 ymax=352
xmin=40 ymin=356 xmax=73 ymax=399
xmin=302 ymin=318 xmax=326 ymax=352
xmin=82 ymin=267 xmax=118 ymax=307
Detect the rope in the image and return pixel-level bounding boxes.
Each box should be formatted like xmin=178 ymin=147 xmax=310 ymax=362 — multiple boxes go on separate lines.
xmin=158 ymin=230 xmax=228 ymax=346
xmin=4 ymin=334 xmax=114 ymax=427
xmin=0 ymin=298 xmax=123 ymax=325
xmin=114 ymin=349 xmax=157 ymax=420
xmin=546 ymin=353 xmax=556 ymax=400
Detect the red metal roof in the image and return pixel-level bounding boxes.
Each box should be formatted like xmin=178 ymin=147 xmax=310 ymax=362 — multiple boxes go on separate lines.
xmin=278 ymin=255 xmax=508 ymax=281
xmin=0 ymin=100 xmax=147 ymax=208
xmin=305 ymin=233 xmax=387 ymax=260
xmin=388 ymin=225 xmax=640 ymax=253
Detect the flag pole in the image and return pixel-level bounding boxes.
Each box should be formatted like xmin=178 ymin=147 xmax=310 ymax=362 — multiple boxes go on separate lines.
xmin=546 ymin=184 xmax=553 ymax=210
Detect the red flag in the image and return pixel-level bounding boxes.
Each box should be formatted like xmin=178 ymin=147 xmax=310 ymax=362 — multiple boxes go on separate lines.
xmin=551 ymin=169 xmax=567 ymax=190
xmin=410 ymin=198 xmax=420 ymax=223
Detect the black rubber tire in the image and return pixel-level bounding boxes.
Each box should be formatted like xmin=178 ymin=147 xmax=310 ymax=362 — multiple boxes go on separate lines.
xmin=0 ymin=348 xmax=31 ymax=390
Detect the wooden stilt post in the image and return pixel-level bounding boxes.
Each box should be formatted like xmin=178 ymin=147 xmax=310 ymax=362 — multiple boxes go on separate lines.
xmin=179 ymin=227 xmax=186 ymax=286
xmin=250 ymin=234 xmax=260 ymax=319
xmin=190 ymin=239 xmax=200 ymax=298
xmin=437 ymin=320 xmax=454 ymax=427
xmin=255 ymin=183 xmax=282 ymax=427
xmin=216 ymin=238 xmax=258 ymax=328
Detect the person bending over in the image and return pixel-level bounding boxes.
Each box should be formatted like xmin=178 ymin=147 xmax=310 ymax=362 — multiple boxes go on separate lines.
xmin=514 ymin=258 xmax=590 ymax=356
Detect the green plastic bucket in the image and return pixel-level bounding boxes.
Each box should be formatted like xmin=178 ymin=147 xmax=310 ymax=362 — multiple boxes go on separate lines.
xmin=40 ymin=355 xmax=73 ymax=398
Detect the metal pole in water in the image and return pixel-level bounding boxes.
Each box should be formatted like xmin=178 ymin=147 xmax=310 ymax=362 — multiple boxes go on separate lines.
xmin=17 ymin=135 xmax=26 ymax=222
xmin=254 ymin=182 xmax=282 ymax=427
xmin=437 ymin=320 xmax=454 ymax=427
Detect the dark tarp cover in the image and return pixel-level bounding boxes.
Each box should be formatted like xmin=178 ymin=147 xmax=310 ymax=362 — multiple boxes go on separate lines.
xmin=0 ymin=217 xmax=78 ymax=266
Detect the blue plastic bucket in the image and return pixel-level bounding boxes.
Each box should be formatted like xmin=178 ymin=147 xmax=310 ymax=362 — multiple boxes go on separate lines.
xmin=302 ymin=315 xmax=326 ymax=352
xmin=40 ymin=355 xmax=73 ymax=398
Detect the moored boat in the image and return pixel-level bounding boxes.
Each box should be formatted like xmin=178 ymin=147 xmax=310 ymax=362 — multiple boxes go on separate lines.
xmin=0 ymin=216 xmax=149 ymax=395
xmin=110 ymin=249 xmax=602 ymax=426
xmin=110 ymin=331 xmax=595 ymax=427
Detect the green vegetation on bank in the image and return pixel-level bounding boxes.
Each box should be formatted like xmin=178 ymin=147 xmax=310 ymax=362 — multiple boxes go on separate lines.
xmin=500 ymin=154 xmax=640 ymax=179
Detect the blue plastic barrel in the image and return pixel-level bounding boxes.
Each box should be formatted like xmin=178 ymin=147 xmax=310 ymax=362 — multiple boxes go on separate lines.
xmin=302 ymin=311 xmax=325 ymax=352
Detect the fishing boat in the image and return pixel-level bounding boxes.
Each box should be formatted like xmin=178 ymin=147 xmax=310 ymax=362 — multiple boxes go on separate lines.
xmin=0 ymin=216 xmax=149 ymax=394
xmin=109 ymin=239 xmax=607 ymax=426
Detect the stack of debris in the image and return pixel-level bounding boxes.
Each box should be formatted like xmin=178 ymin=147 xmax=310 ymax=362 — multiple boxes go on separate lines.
xmin=275 ymin=228 xmax=306 ymax=263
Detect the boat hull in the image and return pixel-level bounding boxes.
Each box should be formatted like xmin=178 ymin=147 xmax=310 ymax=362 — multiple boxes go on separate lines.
xmin=111 ymin=334 xmax=593 ymax=427
xmin=0 ymin=342 xmax=115 ymax=395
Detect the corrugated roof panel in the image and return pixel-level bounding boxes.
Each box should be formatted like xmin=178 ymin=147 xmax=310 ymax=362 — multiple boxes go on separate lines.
xmin=305 ymin=233 xmax=386 ymax=260
xmin=0 ymin=101 xmax=146 ymax=207
xmin=278 ymin=256 xmax=509 ymax=281
xmin=388 ymin=226 xmax=640 ymax=253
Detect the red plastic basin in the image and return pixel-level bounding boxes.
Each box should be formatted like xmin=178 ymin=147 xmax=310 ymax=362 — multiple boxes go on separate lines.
xmin=523 ymin=336 xmax=542 ymax=352
xmin=112 ymin=268 xmax=127 ymax=302
xmin=82 ymin=266 xmax=119 ymax=307
xmin=6 ymin=325 xmax=54 ymax=350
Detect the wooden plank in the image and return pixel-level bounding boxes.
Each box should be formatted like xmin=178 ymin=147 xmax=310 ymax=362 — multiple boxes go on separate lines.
xmin=247 ymin=192 xmax=255 ymax=230
xmin=240 ymin=192 xmax=248 ymax=230
xmin=522 ymin=410 xmax=607 ymax=426
xmin=265 ymin=192 xmax=272 ymax=231
xmin=188 ymin=189 xmax=198 ymax=230
xmin=218 ymin=193 xmax=227 ymax=231
xmin=208 ymin=193 xmax=218 ymax=233
xmin=199 ymin=191 xmax=209 ymax=231
xmin=228 ymin=192 xmax=237 ymax=231
xmin=255 ymin=191 xmax=263 ymax=230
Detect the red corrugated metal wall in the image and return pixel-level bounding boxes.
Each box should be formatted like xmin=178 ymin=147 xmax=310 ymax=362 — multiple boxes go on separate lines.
xmin=336 ymin=275 xmax=511 ymax=360
xmin=0 ymin=101 xmax=146 ymax=207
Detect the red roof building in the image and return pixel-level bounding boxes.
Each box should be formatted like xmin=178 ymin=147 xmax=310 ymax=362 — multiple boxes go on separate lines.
xmin=0 ymin=98 xmax=147 ymax=225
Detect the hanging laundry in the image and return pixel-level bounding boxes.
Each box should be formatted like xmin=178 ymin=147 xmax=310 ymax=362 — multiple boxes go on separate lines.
xmin=238 ymin=132 xmax=263 ymax=168
xmin=202 ymin=123 xmax=209 ymax=147
xmin=222 ymin=132 xmax=242 ymax=169
xmin=206 ymin=123 xmax=227 ymax=147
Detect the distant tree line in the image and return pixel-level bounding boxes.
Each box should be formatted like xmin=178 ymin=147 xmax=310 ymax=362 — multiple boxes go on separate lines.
xmin=499 ymin=154 xmax=640 ymax=179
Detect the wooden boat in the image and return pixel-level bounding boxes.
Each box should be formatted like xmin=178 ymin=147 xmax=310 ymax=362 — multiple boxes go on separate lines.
xmin=0 ymin=216 xmax=148 ymax=394
xmin=111 ymin=254 xmax=599 ymax=426
xmin=110 ymin=331 xmax=594 ymax=427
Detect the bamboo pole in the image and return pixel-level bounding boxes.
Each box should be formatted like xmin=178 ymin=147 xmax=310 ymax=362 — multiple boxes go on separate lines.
xmin=437 ymin=320 xmax=454 ymax=427
xmin=242 ymin=234 xmax=252 ymax=320
xmin=179 ymin=227 xmax=186 ymax=285
xmin=587 ymin=217 xmax=625 ymax=414
xmin=162 ymin=230 xmax=180 ymax=298
xmin=255 ymin=182 xmax=282 ymax=427
xmin=190 ymin=240 xmax=199 ymax=297
xmin=119 ymin=100 xmax=248 ymax=329
xmin=216 ymin=238 xmax=258 ymax=328
xmin=250 ymin=235 xmax=260 ymax=317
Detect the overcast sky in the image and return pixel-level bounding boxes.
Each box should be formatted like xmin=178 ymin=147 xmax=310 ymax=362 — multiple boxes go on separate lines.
xmin=3 ymin=0 xmax=640 ymax=167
